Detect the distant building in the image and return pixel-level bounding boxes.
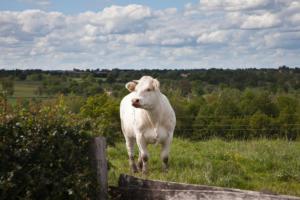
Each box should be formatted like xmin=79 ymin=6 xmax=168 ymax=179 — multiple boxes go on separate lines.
xmin=180 ymin=73 xmax=190 ymax=78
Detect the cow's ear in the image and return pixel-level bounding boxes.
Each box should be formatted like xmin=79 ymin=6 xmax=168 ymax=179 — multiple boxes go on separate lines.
xmin=152 ymin=78 xmax=160 ymax=90
xmin=125 ymin=80 xmax=138 ymax=92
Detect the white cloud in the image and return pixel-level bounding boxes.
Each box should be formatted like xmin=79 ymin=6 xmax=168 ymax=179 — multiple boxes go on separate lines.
xmin=197 ymin=31 xmax=229 ymax=44
xmin=18 ymin=10 xmax=64 ymax=35
xmin=289 ymin=13 xmax=300 ymax=25
xmin=198 ymin=0 xmax=272 ymax=11
xmin=76 ymin=4 xmax=152 ymax=34
xmin=264 ymin=32 xmax=300 ymax=49
xmin=241 ymin=12 xmax=281 ymax=29
xmin=0 ymin=2 xmax=299 ymax=69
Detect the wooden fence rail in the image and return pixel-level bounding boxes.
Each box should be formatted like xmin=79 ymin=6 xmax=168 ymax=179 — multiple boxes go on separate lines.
xmin=90 ymin=137 xmax=300 ymax=200
xmin=110 ymin=174 xmax=300 ymax=200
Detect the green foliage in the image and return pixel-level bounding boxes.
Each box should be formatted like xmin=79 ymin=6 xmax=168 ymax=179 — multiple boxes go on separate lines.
xmin=1 ymin=78 xmax=14 ymax=96
xmin=80 ymin=94 xmax=121 ymax=144
xmin=178 ymin=79 xmax=192 ymax=97
xmin=182 ymin=89 xmax=300 ymax=140
xmin=0 ymin=99 xmax=98 ymax=200
xmin=62 ymin=94 xmax=85 ymax=113
xmin=37 ymin=75 xmax=103 ymax=96
xmin=249 ymin=112 xmax=274 ymax=138
xmin=26 ymin=74 xmax=43 ymax=81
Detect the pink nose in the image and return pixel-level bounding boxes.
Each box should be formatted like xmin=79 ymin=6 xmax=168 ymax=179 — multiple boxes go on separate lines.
xmin=132 ymin=98 xmax=140 ymax=104
xmin=132 ymin=98 xmax=140 ymax=107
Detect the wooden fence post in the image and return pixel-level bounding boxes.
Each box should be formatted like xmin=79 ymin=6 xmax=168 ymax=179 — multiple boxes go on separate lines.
xmin=90 ymin=136 xmax=108 ymax=200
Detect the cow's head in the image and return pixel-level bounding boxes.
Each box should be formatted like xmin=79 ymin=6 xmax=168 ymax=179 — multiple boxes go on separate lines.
xmin=125 ymin=76 xmax=160 ymax=110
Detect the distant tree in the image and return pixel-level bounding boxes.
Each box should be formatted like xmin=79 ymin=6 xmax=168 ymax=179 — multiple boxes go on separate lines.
xmin=239 ymin=89 xmax=278 ymax=116
xmin=106 ymin=72 xmax=116 ymax=83
xmin=249 ymin=111 xmax=273 ymax=138
xmin=1 ymin=77 xmax=14 ymax=96
xmin=191 ymin=81 xmax=205 ymax=96
xmin=179 ymin=79 xmax=192 ymax=97
xmin=276 ymin=95 xmax=299 ymax=140
xmin=26 ymin=73 xmax=43 ymax=81
xmin=214 ymin=89 xmax=241 ymax=117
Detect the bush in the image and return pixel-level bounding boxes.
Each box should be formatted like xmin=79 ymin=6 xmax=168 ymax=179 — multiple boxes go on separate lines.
xmin=191 ymin=89 xmax=300 ymax=140
xmin=0 ymin=98 xmax=98 ymax=199
xmin=80 ymin=94 xmax=121 ymax=145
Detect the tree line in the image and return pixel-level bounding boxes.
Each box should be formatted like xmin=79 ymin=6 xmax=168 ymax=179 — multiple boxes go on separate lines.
xmin=1 ymin=67 xmax=299 ymax=140
xmin=1 ymin=66 xmax=300 ymax=96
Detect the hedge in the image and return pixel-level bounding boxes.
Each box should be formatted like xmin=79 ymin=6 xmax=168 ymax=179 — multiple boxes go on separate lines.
xmin=0 ymin=101 xmax=98 ymax=199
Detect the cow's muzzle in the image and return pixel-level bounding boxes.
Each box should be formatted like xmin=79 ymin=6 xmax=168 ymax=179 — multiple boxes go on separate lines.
xmin=132 ymin=98 xmax=141 ymax=108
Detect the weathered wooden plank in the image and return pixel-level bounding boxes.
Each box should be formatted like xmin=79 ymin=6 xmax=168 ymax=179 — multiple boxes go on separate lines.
xmin=118 ymin=174 xmax=239 ymax=191
xmin=112 ymin=187 xmax=300 ymax=200
xmin=90 ymin=136 xmax=108 ymax=200
xmin=115 ymin=174 xmax=300 ymax=200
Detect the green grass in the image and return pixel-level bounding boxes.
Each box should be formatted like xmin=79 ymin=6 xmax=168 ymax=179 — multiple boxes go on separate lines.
xmin=12 ymin=81 xmax=41 ymax=97
xmin=1 ymin=81 xmax=49 ymax=104
xmin=108 ymin=138 xmax=300 ymax=196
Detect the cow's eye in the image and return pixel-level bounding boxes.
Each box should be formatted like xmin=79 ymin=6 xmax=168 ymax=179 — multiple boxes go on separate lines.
xmin=147 ymin=88 xmax=151 ymax=92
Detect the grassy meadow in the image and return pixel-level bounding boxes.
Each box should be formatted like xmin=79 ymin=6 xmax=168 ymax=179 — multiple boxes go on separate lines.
xmin=108 ymin=138 xmax=300 ymax=196
xmin=12 ymin=81 xmax=40 ymax=97
xmin=2 ymin=81 xmax=50 ymax=104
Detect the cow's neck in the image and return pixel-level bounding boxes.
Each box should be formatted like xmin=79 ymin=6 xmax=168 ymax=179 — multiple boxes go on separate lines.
xmin=145 ymin=97 xmax=161 ymax=128
xmin=146 ymin=106 xmax=160 ymax=127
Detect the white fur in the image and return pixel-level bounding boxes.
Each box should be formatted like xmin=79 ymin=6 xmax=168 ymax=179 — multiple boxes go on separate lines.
xmin=120 ymin=76 xmax=176 ymax=173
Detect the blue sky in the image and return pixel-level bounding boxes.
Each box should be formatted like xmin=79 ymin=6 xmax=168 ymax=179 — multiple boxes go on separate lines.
xmin=0 ymin=0 xmax=198 ymax=13
xmin=0 ymin=0 xmax=300 ymax=69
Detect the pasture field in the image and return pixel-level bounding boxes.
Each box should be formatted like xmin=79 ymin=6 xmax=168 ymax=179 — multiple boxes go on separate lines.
xmin=2 ymin=81 xmax=48 ymax=104
xmin=108 ymin=138 xmax=300 ymax=196
xmin=12 ymin=81 xmax=41 ymax=97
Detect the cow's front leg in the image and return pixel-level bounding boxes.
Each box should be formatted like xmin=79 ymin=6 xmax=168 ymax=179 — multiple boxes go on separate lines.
xmin=125 ymin=137 xmax=138 ymax=173
xmin=136 ymin=133 xmax=149 ymax=174
xmin=161 ymin=137 xmax=172 ymax=172
xmin=137 ymin=151 xmax=143 ymax=172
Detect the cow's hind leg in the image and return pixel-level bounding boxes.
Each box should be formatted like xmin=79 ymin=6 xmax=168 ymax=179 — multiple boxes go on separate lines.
xmin=161 ymin=137 xmax=172 ymax=172
xmin=125 ymin=137 xmax=138 ymax=173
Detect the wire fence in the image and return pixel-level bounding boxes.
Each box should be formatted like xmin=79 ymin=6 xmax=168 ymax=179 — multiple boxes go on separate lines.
xmin=3 ymin=96 xmax=300 ymax=137
xmin=174 ymin=115 xmax=300 ymax=137
xmin=176 ymin=114 xmax=300 ymax=119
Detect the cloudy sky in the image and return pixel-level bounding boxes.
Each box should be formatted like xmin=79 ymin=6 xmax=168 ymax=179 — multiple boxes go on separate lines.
xmin=0 ymin=0 xmax=299 ymax=70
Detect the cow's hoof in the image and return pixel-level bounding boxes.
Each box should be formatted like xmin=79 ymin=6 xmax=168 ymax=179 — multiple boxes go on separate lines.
xmin=142 ymin=171 xmax=148 ymax=176
xmin=131 ymin=164 xmax=138 ymax=173
xmin=162 ymin=167 xmax=168 ymax=173
xmin=142 ymin=169 xmax=148 ymax=175
xmin=137 ymin=161 xmax=143 ymax=172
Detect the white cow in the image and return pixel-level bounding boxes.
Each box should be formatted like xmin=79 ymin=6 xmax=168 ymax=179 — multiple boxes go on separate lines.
xmin=120 ymin=76 xmax=176 ymax=174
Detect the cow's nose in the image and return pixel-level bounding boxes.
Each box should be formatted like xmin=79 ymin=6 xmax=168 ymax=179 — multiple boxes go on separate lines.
xmin=132 ymin=98 xmax=140 ymax=104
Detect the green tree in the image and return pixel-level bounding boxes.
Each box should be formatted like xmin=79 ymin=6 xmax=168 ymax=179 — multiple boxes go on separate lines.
xmin=191 ymin=81 xmax=205 ymax=96
xmin=215 ymin=89 xmax=241 ymax=117
xmin=240 ymin=89 xmax=278 ymax=116
xmin=179 ymin=79 xmax=192 ymax=97
xmin=1 ymin=77 xmax=14 ymax=96
xmin=80 ymin=94 xmax=120 ymax=144
xmin=249 ymin=111 xmax=273 ymax=138
xmin=276 ymin=95 xmax=300 ymax=140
